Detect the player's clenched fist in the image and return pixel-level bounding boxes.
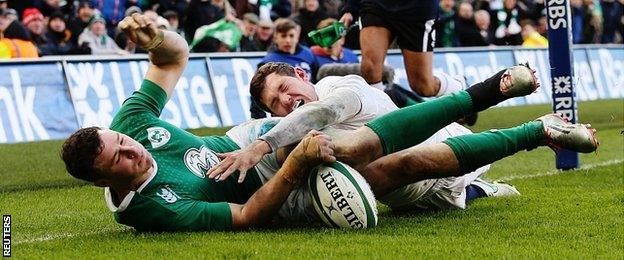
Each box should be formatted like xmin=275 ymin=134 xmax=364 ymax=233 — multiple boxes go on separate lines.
xmin=290 ymin=130 xmax=336 ymax=169
xmin=118 ymin=13 xmax=162 ymax=50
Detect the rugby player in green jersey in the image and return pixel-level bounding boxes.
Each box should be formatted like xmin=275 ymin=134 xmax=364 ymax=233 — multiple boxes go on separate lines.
xmin=60 ymin=14 xmax=599 ymax=232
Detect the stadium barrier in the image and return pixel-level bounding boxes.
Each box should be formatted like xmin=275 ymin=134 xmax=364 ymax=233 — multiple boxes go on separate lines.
xmin=0 ymin=45 xmax=621 ymax=144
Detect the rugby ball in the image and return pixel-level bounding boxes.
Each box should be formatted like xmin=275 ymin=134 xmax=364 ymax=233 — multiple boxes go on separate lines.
xmin=308 ymin=161 xmax=378 ymax=229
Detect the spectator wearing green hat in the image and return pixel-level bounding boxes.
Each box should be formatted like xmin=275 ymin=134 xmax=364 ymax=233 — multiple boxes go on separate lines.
xmin=78 ymin=14 xmax=128 ymax=55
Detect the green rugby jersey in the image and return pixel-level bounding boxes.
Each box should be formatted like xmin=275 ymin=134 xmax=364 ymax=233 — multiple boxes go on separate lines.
xmin=105 ymin=80 xmax=262 ymax=231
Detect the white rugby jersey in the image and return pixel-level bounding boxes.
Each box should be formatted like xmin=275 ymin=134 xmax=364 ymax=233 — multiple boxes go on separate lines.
xmin=314 ymin=75 xmax=398 ymax=130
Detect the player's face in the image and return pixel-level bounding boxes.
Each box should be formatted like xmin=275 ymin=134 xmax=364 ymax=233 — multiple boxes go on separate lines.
xmin=94 ymin=129 xmax=154 ymax=185
xmin=274 ymin=29 xmax=299 ymax=54
xmin=260 ymin=69 xmax=318 ymax=116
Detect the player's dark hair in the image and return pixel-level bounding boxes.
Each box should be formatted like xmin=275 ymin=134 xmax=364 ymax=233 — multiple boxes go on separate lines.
xmin=60 ymin=126 xmax=104 ymax=182
xmin=249 ymin=62 xmax=296 ymax=112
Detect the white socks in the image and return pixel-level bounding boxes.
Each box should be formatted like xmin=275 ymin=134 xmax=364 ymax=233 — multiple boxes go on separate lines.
xmin=370 ymin=81 xmax=385 ymax=90
xmin=434 ymin=72 xmax=466 ymax=97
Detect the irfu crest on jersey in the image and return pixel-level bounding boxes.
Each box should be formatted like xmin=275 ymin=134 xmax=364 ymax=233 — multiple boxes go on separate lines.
xmin=147 ymin=127 xmax=171 ymax=149
xmin=184 ymin=146 xmax=220 ymax=178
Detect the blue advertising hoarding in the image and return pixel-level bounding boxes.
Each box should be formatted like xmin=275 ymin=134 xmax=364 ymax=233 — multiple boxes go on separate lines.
xmin=208 ymin=56 xmax=262 ymax=126
xmin=0 ymin=62 xmax=78 ymax=143
xmin=65 ymin=57 xmax=221 ymax=129
xmin=0 ymin=46 xmax=620 ymax=144
xmin=585 ymin=48 xmax=624 ymax=100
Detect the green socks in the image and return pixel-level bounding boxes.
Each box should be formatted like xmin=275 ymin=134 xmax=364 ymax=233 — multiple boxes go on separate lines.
xmin=365 ymin=91 xmax=473 ymax=155
xmin=443 ymin=121 xmax=545 ymax=173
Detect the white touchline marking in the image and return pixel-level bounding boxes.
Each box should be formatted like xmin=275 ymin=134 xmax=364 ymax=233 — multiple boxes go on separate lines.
xmin=13 ymin=227 xmax=130 ymax=245
xmin=498 ymin=158 xmax=624 ymax=182
xmin=12 ymin=159 xmax=623 ymax=245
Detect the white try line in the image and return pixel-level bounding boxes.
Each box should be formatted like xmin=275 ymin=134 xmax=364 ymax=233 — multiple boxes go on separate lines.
xmin=497 ymin=158 xmax=624 ymax=182
xmin=12 ymin=159 xmax=623 ymax=245
xmin=13 ymin=227 xmax=129 ymax=245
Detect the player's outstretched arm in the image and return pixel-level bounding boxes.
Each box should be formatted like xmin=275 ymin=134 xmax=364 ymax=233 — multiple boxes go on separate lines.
xmin=228 ymin=130 xmax=336 ymax=230
xmin=208 ymin=88 xmax=361 ymax=183
xmin=118 ymin=13 xmax=189 ymax=99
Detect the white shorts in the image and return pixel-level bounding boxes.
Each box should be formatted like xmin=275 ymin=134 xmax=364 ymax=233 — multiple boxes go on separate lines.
xmin=380 ymin=164 xmax=490 ymax=211
xmin=379 ymin=122 xmax=491 ymax=211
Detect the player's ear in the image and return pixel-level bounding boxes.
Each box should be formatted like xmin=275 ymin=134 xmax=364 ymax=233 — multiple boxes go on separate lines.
xmin=294 ymin=67 xmax=309 ymax=82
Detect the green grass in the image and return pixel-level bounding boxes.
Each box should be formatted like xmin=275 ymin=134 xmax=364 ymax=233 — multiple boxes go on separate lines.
xmin=1 ymin=99 xmax=622 ymax=258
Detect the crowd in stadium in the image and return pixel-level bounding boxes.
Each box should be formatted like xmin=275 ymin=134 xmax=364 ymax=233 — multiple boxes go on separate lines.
xmin=0 ymin=0 xmax=621 ymax=58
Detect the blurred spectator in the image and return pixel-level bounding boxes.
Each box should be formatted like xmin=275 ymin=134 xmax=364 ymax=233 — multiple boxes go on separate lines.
xmin=67 ymin=1 xmax=95 ymax=46
xmin=154 ymin=0 xmax=188 ymax=17
xmin=248 ymin=20 xmax=275 ymax=51
xmin=310 ymin=18 xmax=358 ymax=67
xmin=322 ymin=0 xmax=343 ymax=18
xmin=191 ymin=18 xmax=242 ymax=52
xmin=475 ymin=10 xmax=495 ymax=45
xmin=184 ymin=0 xmax=234 ymax=43
xmin=490 ymin=0 xmax=525 ymax=45
xmin=436 ymin=0 xmax=458 ymax=47
xmin=193 ymin=36 xmax=230 ymax=52
xmin=78 ymin=14 xmax=128 ymax=55
xmin=0 ymin=40 xmax=8 ymax=58
xmin=516 ymin=0 xmax=545 ymax=21
xmin=0 ymin=0 xmax=7 ymax=10
xmin=0 ymin=8 xmax=39 ymax=58
xmin=0 ymin=9 xmax=11 ymax=59
xmin=293 ymin=0 xmax=329 ymax=46
xmin=0 ymin=8 xmax=29 ymax=40
xmin=233 ymin=0 xmax=254 ymax=18
xmin=455 ymin=2 xmax=487 ymax=46
xmin=257 ymin=0 xmax=292 ymax=21
xmin=259 ymin=18 xmax=317 ymax=81
xmin=521 ymin=22 xmax=548 ymax=47
xmin=239 ymin=12 xmax=259 ymax=51
xmin=5 ymin=0 xmax=36 ymax=21
xmin=162 ymin=10 xmax=184 ymax=37
xmin=22 ymin=8 xmax=48 ymax=54
xmin=93 ymin=0 xmax=131 ymax=36
xmin=600 ymin=0 xmax=622 ymax=43
xmin=571 ymin=0 xmax=602 ymax=43
xmin=535 ymin=16 xmax=548 ymax=37
xmin=35 ymin=0 xmax=62 ymax=17
xmin=42 ymin=11 xmax=88 ymax=55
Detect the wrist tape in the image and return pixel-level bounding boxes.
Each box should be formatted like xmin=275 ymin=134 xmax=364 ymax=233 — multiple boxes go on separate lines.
xmin=144 ymin=30 xmax=165 ymax=51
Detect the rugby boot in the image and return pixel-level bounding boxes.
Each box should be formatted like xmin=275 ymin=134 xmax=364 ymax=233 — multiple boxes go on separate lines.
xmin=471 ymin=178 xmax=520 ymax=197
xmin=536 ymin=113 xmax=599 ymax=153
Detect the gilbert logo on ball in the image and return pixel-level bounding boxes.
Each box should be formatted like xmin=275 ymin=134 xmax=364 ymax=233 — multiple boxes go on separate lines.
xmin=309 ymin=162 xmax=378 ymax=229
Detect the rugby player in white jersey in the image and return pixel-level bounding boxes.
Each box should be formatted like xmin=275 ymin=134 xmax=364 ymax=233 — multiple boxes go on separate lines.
xmin=211 ymin=62 xmax=531 ymax=211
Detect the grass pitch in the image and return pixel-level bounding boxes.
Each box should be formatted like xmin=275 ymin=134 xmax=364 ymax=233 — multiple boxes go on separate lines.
xmin=1 ymin=99 xmax=622 ymax=258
